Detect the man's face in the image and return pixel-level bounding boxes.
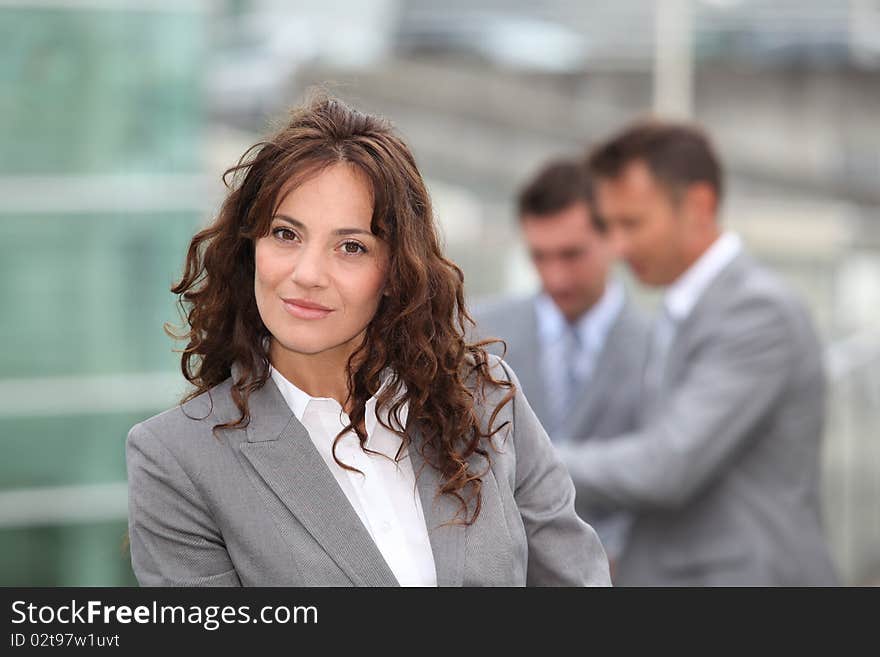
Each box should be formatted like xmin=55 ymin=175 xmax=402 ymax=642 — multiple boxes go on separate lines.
xmin=594 ymin=160 xmax=690 ymax=287
xmin=521 ymin=201 xmax=612 ymax=322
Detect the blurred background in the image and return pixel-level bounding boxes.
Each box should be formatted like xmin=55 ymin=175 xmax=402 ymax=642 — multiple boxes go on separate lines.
xmin=1 ymin=0 xmax=878 ymax=586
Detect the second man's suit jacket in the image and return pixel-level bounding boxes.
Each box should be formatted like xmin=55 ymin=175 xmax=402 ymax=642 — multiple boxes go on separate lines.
xmin=471 ymin=292 xmax=649 ymax=553
xmin=559 ymin=253 xmax=838 ymax=586
xmin=126 ymin=355 xmax=610 ymax=587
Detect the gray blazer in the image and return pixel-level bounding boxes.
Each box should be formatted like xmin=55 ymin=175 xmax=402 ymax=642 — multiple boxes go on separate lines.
xmin=126 ymin=355 xmax=610 ymax=587
xmin=471 ymin=293 xmax=648 ymax=559
xmin=472 ymin=294 xmax=648 ymax=442
xmin=558 ymin=253 xmax=838 ymax=586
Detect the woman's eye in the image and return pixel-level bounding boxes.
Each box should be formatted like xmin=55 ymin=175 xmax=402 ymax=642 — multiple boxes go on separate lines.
xmin=341 ymin=241 xmax=367 ymax=255
xmin=272 ymin=227 xmax=298 ymax=242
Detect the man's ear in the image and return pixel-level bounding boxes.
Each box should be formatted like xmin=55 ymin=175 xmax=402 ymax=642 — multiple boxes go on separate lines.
xmin=683 ymin=182 xmax=717 ymax=227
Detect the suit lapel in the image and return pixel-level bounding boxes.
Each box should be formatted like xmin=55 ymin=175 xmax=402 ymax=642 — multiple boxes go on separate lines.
xmin=558 ymin=309 xmax=627 ymax=440
xmin=557 ymin=368 xmax=598 ymax=441
xmin=236 ymin=365 xmax=399 ymax=586
xmin=406 ymin=427 xmax=466 ymax=586
xmin=662 ymin=253 xmax=748 ymax=388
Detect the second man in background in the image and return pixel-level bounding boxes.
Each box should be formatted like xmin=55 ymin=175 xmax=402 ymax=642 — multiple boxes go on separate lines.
xmin=472 ymin=159 xmax=648 ymax=570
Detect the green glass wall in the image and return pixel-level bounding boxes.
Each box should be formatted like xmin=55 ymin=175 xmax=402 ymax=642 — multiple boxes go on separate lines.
xmin=0 ymin=4 xmax=206 ymax=586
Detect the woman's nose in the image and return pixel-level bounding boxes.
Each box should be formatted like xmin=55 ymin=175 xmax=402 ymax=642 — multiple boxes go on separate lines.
xmin=289 ymin=245 xmax=330 ymax=288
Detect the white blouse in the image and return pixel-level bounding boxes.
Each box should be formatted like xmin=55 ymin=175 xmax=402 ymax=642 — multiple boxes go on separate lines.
xmin=269 ymin=365 xmax=438 ymax=587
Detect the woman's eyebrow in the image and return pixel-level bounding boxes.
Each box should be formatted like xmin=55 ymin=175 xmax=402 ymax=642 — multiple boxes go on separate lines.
xmin=272 ymin=214 xmax=306 ymax=231
xmin=272 ymin=214 xmax=373 ymax=237
xmin=335 ymin=228 xmax=373 ymax=237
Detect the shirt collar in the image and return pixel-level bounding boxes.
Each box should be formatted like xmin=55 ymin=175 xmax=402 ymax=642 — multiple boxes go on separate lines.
xmin=535 ymin=279 xmax=625 ymax=353
xmin=664 ymin=232 xmax=742 ymax=322
xmin=268 ymin=364 xmax=319 ymax=421
xmin=269 ymin=364 xmax=405 ymax=432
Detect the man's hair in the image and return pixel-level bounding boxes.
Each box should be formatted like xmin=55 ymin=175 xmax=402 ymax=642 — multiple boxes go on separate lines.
xmin=516 ymin=158 xmax=604 ymax=232
xmin=586 ymin=119 xmax=723 ymax=204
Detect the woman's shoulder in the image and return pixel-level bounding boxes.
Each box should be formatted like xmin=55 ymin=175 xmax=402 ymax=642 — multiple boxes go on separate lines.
xmin=463 ymin=351 xmax=518 ymax=395
xmin=463 ymin=352 xmax=521 ymax=433
xmin=126 ymin=375 xmax=237 ymax=455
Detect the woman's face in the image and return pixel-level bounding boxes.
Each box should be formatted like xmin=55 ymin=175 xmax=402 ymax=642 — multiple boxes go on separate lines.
xmin=254 ymin=162 xmax=389 ymax=361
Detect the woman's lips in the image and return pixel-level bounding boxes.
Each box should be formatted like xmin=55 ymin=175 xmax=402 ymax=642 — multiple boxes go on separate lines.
xmin=282 ymin=300 xmax=333 ymax=320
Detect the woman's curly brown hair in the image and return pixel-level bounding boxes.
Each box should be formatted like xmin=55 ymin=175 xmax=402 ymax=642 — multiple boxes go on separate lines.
xmin=166 ymin=92 xmax=514 ymax=525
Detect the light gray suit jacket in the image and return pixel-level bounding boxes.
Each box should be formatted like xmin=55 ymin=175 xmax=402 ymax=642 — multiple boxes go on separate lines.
xmin=472 ymin=294 xmax=648 ymax=442
xmin=558 ymin=253 xmax=838 ymax=586
xmin=126 ymin=355 xmax=610 ymax=587
xmin=471 ymin=294 xmax=649 ymax=558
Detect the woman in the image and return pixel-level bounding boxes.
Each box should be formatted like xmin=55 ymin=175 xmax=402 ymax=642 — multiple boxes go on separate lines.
xmin=125 ymin=94 xmax=610 ymax=586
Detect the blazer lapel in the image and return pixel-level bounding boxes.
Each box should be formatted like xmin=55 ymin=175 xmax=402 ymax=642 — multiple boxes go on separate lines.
xmin=406 ymin=427 xmax=466 ymax=587
xmin=236 ymin=365 xmax=399 ymax=587
xmin=558 ymin=301 xmax=632 ymax=441
xmin=558 ymin=344 xmax=608 ymax=442
xmin=661 ymin=253 xmax=748 ymax=391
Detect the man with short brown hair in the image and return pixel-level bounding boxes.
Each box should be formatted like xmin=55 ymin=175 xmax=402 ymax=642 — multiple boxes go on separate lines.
xmin=555 ymin=121 xmax=837 ymax=585
xmin=473 ymin=158 xmax=648 ymax=567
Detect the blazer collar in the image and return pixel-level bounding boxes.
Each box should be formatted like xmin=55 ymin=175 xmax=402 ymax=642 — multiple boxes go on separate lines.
xmin=666 ymin=250 xmax=749 ymax=346
xmin=664 ymin=232 xmax=743 ymax=323
xmin=406 ymin=438 xmax=467 ymax=586
xmin=654 ymin=251 xmax=750 ymax=397
xmin=233 ymin=360 xmax=465 ymax=586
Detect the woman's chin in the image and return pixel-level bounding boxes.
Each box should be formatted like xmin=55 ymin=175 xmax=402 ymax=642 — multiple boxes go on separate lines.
xmin=270 ymin=333 xmax=353 ymax=358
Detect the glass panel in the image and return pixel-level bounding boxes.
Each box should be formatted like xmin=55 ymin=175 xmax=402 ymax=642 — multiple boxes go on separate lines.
xmin=1 ymin=4 xmax=205 ymax=586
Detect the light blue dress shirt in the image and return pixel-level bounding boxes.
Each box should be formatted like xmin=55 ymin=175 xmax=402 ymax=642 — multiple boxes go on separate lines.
xmin=534 ymin=280 xmax=625 ymax=440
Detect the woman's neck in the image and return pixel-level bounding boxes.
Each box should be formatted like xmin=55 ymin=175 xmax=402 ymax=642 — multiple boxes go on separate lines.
xmin=268 ymin=334 xmax=363 ymax=409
